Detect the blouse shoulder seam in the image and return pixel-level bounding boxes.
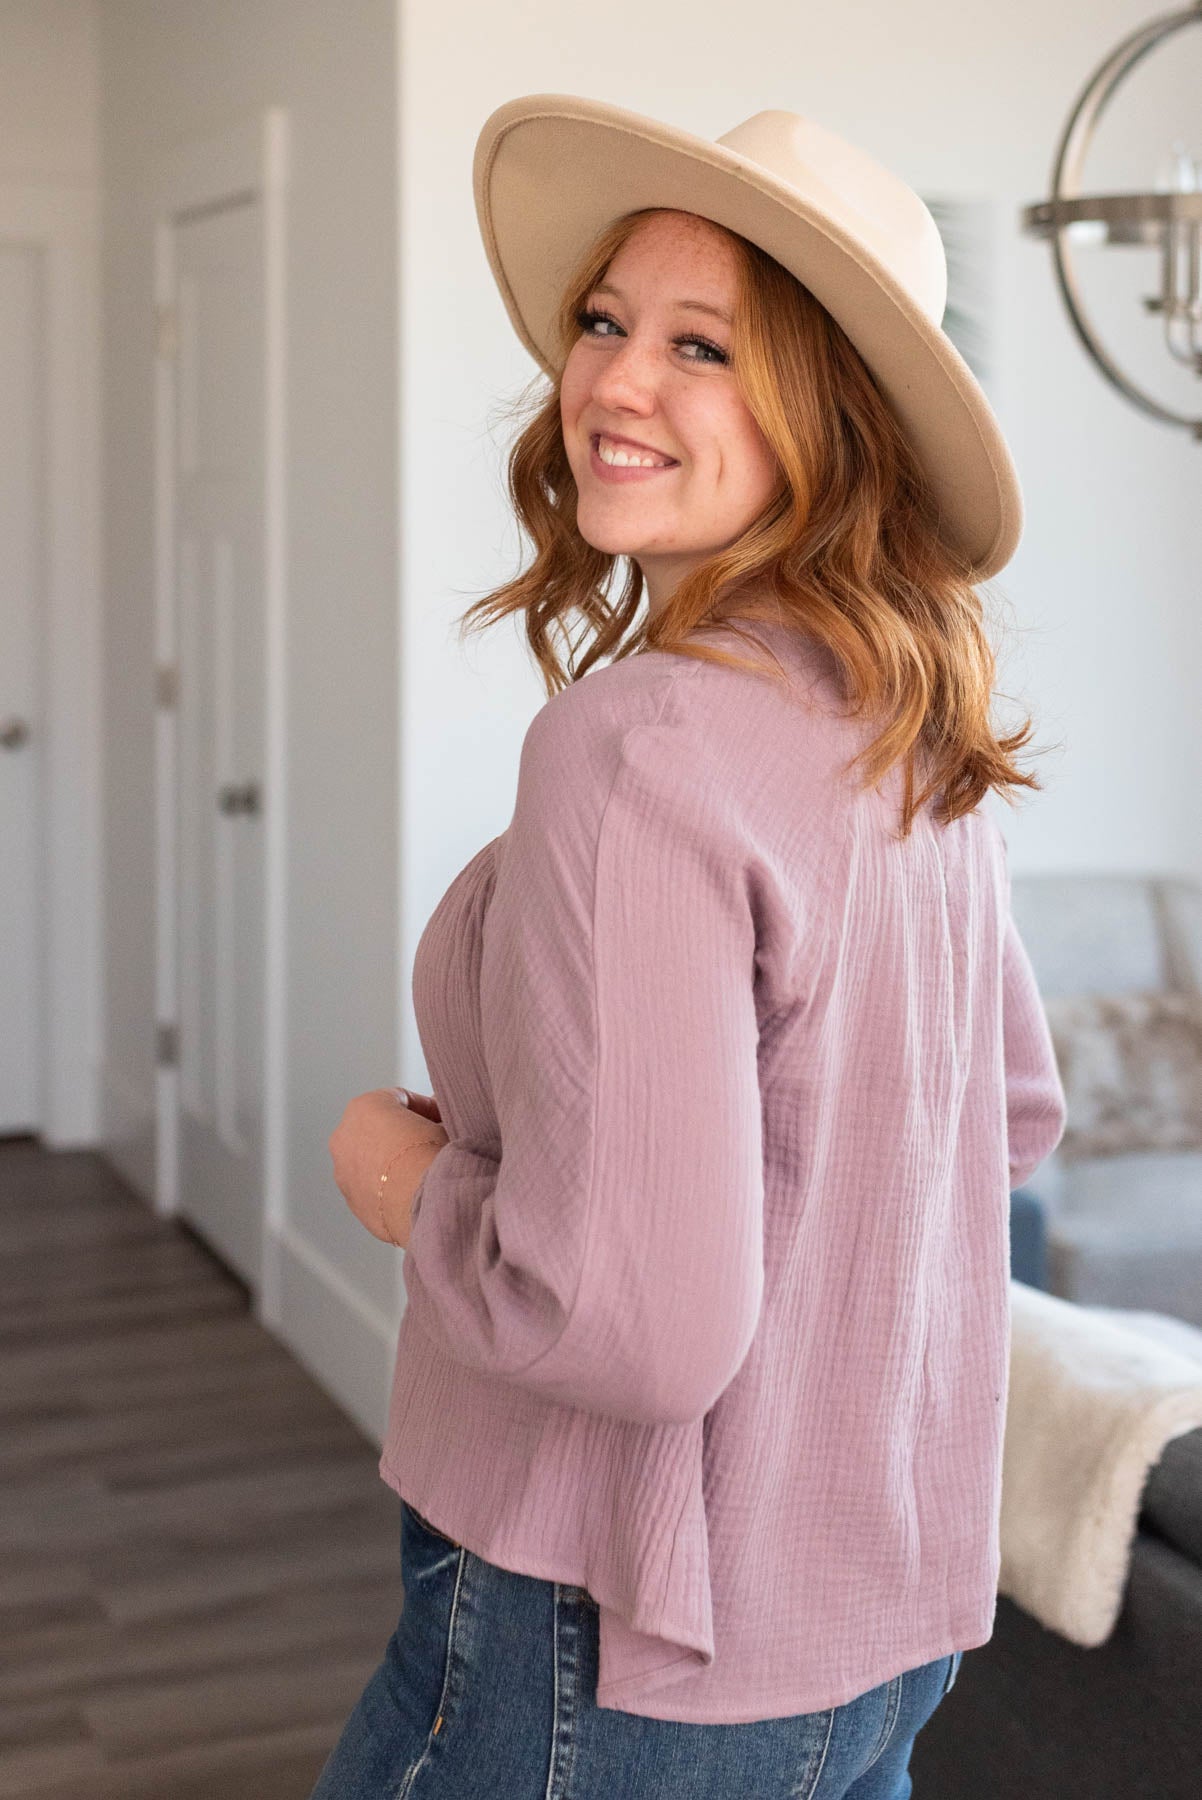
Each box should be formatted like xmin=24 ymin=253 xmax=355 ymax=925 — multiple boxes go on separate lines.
xmin=483 ymin=663 xmax=692 ymax=1391
xmin=574 ymin=662 xmax=698 ymax=1372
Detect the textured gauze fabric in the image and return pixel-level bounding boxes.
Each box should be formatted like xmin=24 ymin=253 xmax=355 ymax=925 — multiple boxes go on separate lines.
xmin=377 ymin=612 xmax=1068 ymax=1724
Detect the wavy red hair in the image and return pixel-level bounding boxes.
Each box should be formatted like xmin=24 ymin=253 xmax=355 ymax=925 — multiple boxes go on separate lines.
xmin=455 ymin=207 xmax=1054 ymax=835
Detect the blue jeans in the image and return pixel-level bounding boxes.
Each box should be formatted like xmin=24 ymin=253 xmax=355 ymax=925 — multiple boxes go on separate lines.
xmin=309 ymin=1498 xmax=964 ymax=1799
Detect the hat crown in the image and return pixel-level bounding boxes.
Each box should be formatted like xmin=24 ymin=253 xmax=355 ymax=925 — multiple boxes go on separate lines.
xmin=715 ymin=111 xmax=948 ymax=325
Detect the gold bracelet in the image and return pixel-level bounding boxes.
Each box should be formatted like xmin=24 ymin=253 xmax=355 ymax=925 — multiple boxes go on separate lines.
xmin=376 ymin=1140 xmax=438 ymax=1246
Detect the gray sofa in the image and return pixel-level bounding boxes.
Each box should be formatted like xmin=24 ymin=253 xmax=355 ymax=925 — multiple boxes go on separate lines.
xmin=909 ymin=1189 xmax=1202 ymax=1797
xmin=1006 ymin=872 xmax=1202 ymax=1331
xmin=913 ymin=1437 xmax=1202 ymax=1800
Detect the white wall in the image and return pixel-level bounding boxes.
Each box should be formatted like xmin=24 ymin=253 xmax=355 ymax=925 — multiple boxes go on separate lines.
xmin=98 ymin=0 xmax=401 ymax=1431
xmin=0 ymin=0 xmax=99 ymax=182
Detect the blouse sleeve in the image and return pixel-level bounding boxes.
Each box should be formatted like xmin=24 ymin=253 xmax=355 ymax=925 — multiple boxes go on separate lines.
xmin=995 ymin=834 xmax=1068 ymax=1189
xmin=400 ymin=687 xmax=766 ymax=1427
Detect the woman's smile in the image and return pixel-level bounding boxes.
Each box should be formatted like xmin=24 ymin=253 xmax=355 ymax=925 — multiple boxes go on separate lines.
xmin=588 ymin=432 xmax=682 ymax=484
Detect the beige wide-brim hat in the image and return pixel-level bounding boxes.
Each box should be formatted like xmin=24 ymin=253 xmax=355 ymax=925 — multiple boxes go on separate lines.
xmin=472 ymin=93 xmax=1024 ymax=582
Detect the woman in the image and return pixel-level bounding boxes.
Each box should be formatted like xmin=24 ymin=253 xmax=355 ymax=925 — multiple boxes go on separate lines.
xmin=318 ymin=94 xmax=1067 ymax=1799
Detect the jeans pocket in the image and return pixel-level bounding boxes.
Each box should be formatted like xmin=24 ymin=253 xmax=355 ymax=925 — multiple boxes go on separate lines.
xmin=942 ymin=1650 xmax=963 ymax=1695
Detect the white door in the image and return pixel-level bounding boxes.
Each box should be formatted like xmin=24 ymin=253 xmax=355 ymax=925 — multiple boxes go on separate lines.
xmin=172 ymin=198 xmax=267 ymax=1286
xmin=0 ymin=243 xmax=43 ymax=1133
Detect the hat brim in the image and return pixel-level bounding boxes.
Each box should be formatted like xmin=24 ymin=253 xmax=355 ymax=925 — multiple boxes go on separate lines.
xmin=473 ymin=93 xmax=1023 ymax=582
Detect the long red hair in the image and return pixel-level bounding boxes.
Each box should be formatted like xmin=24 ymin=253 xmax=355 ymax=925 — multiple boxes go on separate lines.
xmin=455 ymin=207 xmax=1054 ymax=836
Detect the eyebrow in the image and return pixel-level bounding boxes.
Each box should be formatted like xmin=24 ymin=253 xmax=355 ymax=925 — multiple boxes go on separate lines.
xmin=590 ymin=280 xmax=732 ymax=326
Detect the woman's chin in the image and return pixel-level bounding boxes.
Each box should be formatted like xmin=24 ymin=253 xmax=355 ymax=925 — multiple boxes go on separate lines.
xmin=574 ymin=520 xmax=646 ymax=558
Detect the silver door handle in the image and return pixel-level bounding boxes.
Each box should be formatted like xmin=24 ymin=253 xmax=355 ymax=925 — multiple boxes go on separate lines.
xmin=0 ymin=717 xmax=29 ymax=749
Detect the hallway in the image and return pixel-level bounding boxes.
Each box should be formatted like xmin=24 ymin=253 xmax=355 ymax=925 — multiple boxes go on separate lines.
xmin=0 ymin=1137 xmax=402 ymax=1798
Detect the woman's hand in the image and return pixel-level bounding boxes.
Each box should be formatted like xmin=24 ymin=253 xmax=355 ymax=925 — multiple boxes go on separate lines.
xmin=328 ymin=1087 xmax=448 ymax=1247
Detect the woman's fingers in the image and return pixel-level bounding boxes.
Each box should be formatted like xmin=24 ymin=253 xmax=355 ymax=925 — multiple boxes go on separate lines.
xmin=400 ymin=1089 xmax=442 ymax=1124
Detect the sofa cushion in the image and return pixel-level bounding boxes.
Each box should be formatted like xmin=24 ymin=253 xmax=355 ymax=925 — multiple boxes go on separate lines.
xmin=1043 ymin=989 xmax=1202 ymax=1159
xmin=1139 ymin=1425 xmax=1202 ymax=1567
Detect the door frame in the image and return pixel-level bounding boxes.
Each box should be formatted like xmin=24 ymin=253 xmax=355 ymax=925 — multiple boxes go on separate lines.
xmin=150 ymin=109 xmax=290 ymax=1319
xmin=0 ymin=182 xmax=102 ymax=1148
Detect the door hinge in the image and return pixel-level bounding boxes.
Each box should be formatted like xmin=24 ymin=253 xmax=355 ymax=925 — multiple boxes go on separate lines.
xmin=156 ymin=1022 xmax=179 ymax=1068
xmin=155 ymin=300 xmax=179 ymax=361
xmin=156 ymin=663 xmax=179 ymax=709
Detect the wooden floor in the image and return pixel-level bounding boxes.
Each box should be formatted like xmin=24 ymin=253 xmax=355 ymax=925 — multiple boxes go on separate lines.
xmin=0 ymin=1135 xmax=407 ymax=1799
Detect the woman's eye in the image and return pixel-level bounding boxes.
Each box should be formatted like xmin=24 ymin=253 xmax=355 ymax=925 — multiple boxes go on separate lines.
xmin=575 ymin=307 xmax=728 ymax=366
xmin=577 ymin=307 xmax=620 ymax=338
xmin=680 ymin=336 xmax=729 ymax=366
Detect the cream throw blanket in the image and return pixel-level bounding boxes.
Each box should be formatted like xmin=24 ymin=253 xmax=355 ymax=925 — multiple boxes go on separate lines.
xmin=1000 ymin=1280 xmax=1202 ymax=1644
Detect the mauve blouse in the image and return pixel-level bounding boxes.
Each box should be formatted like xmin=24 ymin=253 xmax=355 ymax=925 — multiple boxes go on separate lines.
xmin=377 ymin=613 xmax=1068 ymax=1724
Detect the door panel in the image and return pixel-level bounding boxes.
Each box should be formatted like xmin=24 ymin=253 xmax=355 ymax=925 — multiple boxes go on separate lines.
xmin=173 ymin=198 xmax=266 ymax=1286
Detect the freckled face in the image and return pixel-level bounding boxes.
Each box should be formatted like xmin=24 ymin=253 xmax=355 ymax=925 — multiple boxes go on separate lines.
xmin=560 ymin=211 xmax=781 ymax=611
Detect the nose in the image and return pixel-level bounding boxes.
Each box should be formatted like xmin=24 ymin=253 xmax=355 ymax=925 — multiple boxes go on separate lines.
xmin=586 ymin=332 xmax=662 ymax=415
